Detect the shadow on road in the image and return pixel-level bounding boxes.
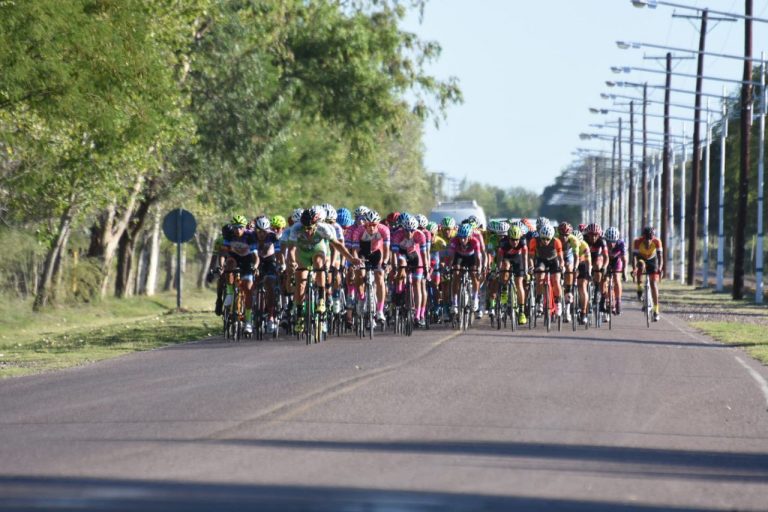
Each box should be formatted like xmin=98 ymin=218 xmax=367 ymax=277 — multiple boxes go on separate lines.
xmin=0 ymin=475 xmax=730 ymax=511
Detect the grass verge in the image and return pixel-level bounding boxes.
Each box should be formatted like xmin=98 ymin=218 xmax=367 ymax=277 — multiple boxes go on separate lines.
xmin=690 ymin=322 xmax=768 ymax=365
xmin=0 ymin=289 xmax=217 ymax=379
xmin=660 ymin=281 xmax=768 ymax=365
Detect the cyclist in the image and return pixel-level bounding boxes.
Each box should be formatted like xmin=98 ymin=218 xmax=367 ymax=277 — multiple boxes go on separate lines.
xmin=391 ymin=214 xmax=429 ymax=326
xmin=585 ymin=223 xmax=609 ymax=316
xmin=321 ymin=204 xmax=346 ymax=315
xmin=604 ymin=226 xmax=628 ymax=316
xmin=556 ymin=221 xmax=578 ymax=323
xmin=485 ymin=220 xmax=508 ymax=320
xmin=337 ymin=207 xmax=358 ymax=326
xmin=285 ymin=207 xmax=362 ymax=333
xmin=351 ymin=209 xmax=391 ymax=323
xmin=438 ymin=216 xmax=457 ymax=319
xmin=426 ymin=222 xmax=446 ymax=320
xmin=415 ymin=214 xmax=433 ymax=324
xmin=220 ymin=214 xmax=258 ymax=334
xmin=528 ymin=223 xmax=564 ymax=318
xmin=573 ymin=231 xmax=593 ymax=325
xmin=252 ymin=215 xmax=282 ymax=333
xmin=447 ymin=222 xmax=483 ymax=317
xmin=496 ymin=222 xmax=528 ymax=325
xmin=632 ymin=225 xmax=664 ymax=321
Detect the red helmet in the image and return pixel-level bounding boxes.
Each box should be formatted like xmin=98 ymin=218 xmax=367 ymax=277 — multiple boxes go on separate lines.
xmin=385 ymin=211 xmax=401 ymax=226
xmin=585 ymin=223 xmax=602 ymax=236
xmin=558 ymin=222 xmax=572 ymax=236
xmin=578 ymin=223 xmax=587 ymax=233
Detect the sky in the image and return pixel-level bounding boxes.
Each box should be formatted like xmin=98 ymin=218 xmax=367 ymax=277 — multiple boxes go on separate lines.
xmin=403 ymin=0 xmax=768 ymax=195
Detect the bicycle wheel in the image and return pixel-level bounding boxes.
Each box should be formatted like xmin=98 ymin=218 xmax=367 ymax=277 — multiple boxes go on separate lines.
xmin=593 ymin=285 xmax=601 ymax=329
xmin=644 ymin=276 xmax=651 ymax=328
xmin=571 ymin=286 xmax=578 ymax=332
xmin=509 ymin=281 xmax=517 ymax=332
xmin=544 ymin=276 xmax=551 ymax=333
xmin=606 ymin=276 xmax=613 ymax=331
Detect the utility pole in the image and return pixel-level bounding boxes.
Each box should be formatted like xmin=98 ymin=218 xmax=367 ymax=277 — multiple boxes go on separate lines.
xmin=687 ymin=9 xmax=708 ymax=286
xmin=629 ymin=101 xmax=636 ymax=241
xmin=610 ymin=137 xmax=617 ymax=226
xmin=642 ymin=83 xmax=649 ymax=226
xmin=662 ymin=52 xmax=672 ymax=280
xmin=619 ymin=118 xmax=624 ymax=235
xmin=734 ymin=0 xmax=752 ymax=299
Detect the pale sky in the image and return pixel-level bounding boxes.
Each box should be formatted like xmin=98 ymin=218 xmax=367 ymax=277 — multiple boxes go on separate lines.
xmin=404 ymin=0 xmax=768 ymax=194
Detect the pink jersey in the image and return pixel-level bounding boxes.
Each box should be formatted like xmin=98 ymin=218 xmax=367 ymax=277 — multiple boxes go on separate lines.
xmin=472 ymin=230 xmax=485 ymax=253
xmin=392 ymin=229 xmax=426 ymax=255
xmin=351 ymin=223 xmax=390 ymax=254
xmin=449 ymin=236 xmax=482 ymax=257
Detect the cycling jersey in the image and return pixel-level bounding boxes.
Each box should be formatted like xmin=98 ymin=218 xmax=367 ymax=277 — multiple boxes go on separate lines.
xmin=287 ymin=222 xmax=337 ymax=252
xmin=449 ymin=236 xmax=482 ymax=257
xmin=633 ymin=237 xmax=662 ymax=261
xmin=588 ymin=237 xmax=609 ymax=262
xmin=350 ymin=223 xmax=390 ymax=256
xmin=528 ymin=237 xmax=563 ymax=261
xmin=392 ymin=229 xmax=426 ymax=256
xmin=497 ymin=236 xmax=527 ymax=258
xmin=223 ymin=229 xmax=258 ymax=259
xmin=254 ymin=230 xmax=280 ymax=259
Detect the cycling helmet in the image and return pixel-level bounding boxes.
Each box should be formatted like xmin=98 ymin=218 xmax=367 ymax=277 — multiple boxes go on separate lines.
xmin=488 ymin=220 xmax=501 ymax=234
xmin=508 ymin=224 xmax=523 ymax=239
xmin=290 ymin=208 xmax=304 ymax=225
xmin=311 ymin=205 xmax=327 ymax=222
xmin=362 ymin=209 xmax=381 ymax=224
xmin=399 ymin=212 xmax=413 ymax=228
xmin=558 ymin=221 xmax=572 ymax=236
xmin=573 ymin=231 xmax=584 ymax=243
xmin=254 ymin=216 xmax=271 ymax=231
xmin=415 ymin=214 xmax=429 ymax=229
xmin=457 ymin=223 xmax=473 ymax=238
xmin=512 ymin=220 xmax=529 ymax=236
xmin=301 ymin=206 xmax=322 ymax=227
xmin=536 ymin=216 xmax=550 ymax=230
xmin=336 ymin=207 xmax=353 ymax=227
xmin=643 ymin=225 xmax=655 ymax=239
xmin=522 ymin=218 xmax=535 ymax=232
xmin=354 ymin=205 xmax=370 ymax=219
xmin=539 ymin=224 xmax=555 ymax=239
xmin=577 ymin=223 xmax=587 ymax=233
xmin=231 ymin=214 xmax=248 ymax=227
xmin=426 ymin=221 xmax=438 ymax=235
xmin=441 ymin=216 xmax=456 ymax=230
xmin=270 ymin=215 xmax=286 ymax=230
xmin=585 ymin=223 xmax=602 ymax=236
xmin=497 ymin=220 xmax=510 ymax=235
xmin=386 ymin=211 xmax=401 ymax=226
xmin=403 ymin=216 xmax=419 ymax=232
xmin=604 ymin=226 xmax=620 ymax=243
xmin=323 ymin=204 xmax=337 ymax=222
xmin=466 ymin=215 xmax=478 ymax=227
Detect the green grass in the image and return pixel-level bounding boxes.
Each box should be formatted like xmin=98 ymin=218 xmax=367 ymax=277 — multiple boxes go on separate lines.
xmin=690 ymin=321 xmax=768 ymax=365
xmin=0 ymin=288 xmax=218 ymax=378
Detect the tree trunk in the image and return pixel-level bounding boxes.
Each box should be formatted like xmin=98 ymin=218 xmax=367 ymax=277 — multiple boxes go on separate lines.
xmin=113 ymin=182 xmax=156 ymax=298
xmin=34 ymin=208 xmax=74 ymax=311
xmin=163 ymin=245 xmax=175 ymax=292
xmin=51 ymin=225 xmax=72 ymax=302
xmin=135 ymin=231 xmax=149 ymax=295
xmin=193 ymin=225 xmax=215 ymax=289
xmin=145 ymin=209 xmax=161 ymax=296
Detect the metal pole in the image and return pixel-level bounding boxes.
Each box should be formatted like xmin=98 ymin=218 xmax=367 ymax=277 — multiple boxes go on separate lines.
xmin=680 ymin=127 xmax=687 ymax=284
xmin=642 ymin=83 xmax=649 ymax=226
xmin=611 ymin=137 xmax=617 ymax=226
xmin=649 ymin=156 xmax=655 ymax=228
xmin=716 ymin=88 xmax=728 ymax=292
xmin=176 ymin=208 xmax=182 ymax=310
xmin=734 ymin=0 xmax=753 ymax=299
xmin=630 ymin=101 xmax=636 ymax=240
xmin=619 ymin=118 xmax=625 ymax=235
xmin=656 ymin=154 xmax=662 ymax=230
xmin=756 ymin=54 xmax=765 ymax=303
xmin=688 ymin=9 xmax=708 ymax=285
xmin=702 ymin=99 xmax=712 ymax=288
xmin=668 ymin=147 xmax=676 ymax=280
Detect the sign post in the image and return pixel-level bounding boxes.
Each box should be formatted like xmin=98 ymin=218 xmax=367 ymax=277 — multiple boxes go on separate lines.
xmin=162 ymin=208 xmax=197 ymax=310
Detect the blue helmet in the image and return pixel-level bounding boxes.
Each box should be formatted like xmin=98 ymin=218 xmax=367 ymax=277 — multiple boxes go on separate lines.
xmin=336 ymin=208 xmax=353 ymax=227
xmin=458 ymin=223 xmax=473 ymax=238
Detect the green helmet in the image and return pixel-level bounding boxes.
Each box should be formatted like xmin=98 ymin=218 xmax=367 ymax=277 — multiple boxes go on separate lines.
xmin=270 ymin=215 xmax=286 ymax=229
xmin=488 ymin=220 xmax=501 ymax=233
xmin=426 ymin=221 xmax=438 ymax=235
xmin=508 ymin=224 xmax=523 ymax=239
xmin=231 ymin=214 xmax=248 ymax=227
xmin=441 ymin=216 xmax=456 ymax=229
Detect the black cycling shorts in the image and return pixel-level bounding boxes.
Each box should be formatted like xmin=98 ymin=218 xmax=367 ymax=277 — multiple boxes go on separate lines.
xmin=454 ymin=254 xmax=478 ymax=269
xmin=577 ymin=261 xmax=590 ymax=280
xmin=534 ymin=258 xmax=560 ymax=274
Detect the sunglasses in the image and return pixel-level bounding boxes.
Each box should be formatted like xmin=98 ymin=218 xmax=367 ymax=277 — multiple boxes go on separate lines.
xmin=510 ymin=238 xmax=520 ymax=242
xmin=365 ymin=222 xmax=378 ymax=228
xmin=540 ymin=237 xmax=552 ymax=242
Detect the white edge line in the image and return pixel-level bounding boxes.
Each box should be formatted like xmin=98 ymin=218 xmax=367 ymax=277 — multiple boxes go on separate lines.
xmin=734 ymin=356 xmax=768 ymax=411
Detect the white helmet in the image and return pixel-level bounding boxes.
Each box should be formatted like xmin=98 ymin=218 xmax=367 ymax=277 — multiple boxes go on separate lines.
xmin=415 ymin=214 xmax=429 ymax=229
xmin=254 ymin=216 xmax=271 ymax=231
xmin=604 ymin=226 xmax=621 ymax=243
xmin=291 ymin=208 xmax=304 ymax=224
xmin=312 ymin=205 xmax=328 ymax=222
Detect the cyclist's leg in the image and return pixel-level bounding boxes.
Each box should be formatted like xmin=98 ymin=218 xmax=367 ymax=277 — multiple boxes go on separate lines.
xmin=312 ymin=252 xmax=326 ymax=311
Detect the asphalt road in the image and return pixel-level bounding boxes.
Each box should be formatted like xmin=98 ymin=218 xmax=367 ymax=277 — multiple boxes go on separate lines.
xmin=1 ymin=297 xmax=768 ymax=511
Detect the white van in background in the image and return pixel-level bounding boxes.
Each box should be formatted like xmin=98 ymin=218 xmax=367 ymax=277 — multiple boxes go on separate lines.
xmin=428 ymin=200 xmax=487 ymax=228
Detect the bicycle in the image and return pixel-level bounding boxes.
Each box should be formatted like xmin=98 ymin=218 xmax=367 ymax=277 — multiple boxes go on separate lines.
xmin=251 ymin=275 xmax=266 ymax=340
xmin=640 ymin=269 xmax=652 ymax=328
xmin=222 ymin=268 xmax=245 ymax=341
xmin=591 ymin=270 xmax=604 ymax=329
xmin=452 ymin=267 xmax=473 ymax=331
xmin=495 ymin=268 xmax=518 ymax=331
xmin=296 ymin=267 xmax=326 ymax=345
xmin=356 ymin=262 xmax=378 ymax=339
xmin=604 ymin=267 xmax=615 ymax=331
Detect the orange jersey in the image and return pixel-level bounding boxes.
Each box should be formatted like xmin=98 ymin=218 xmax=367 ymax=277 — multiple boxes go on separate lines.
xmin=528 ymin=237 xmax=563 ymax=260
xmin=633 ymin=237 xmax=662 ymax=260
